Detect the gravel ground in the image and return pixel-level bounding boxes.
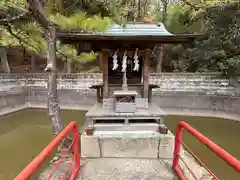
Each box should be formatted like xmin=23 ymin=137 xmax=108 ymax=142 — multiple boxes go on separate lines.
xmin=38 ymin=158 xmax=178 ymax=180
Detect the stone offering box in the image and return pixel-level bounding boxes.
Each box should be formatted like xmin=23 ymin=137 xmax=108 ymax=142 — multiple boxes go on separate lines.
xmin=114 ymin=90 xmax=137 ymax=113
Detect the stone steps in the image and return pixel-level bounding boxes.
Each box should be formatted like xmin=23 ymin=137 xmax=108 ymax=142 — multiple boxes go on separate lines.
xmin=94 ymin=123 xmax=160 ymax=131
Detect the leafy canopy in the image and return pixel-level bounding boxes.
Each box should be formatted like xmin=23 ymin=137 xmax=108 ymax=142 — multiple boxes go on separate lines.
xmin=1 ymin=0 xmax=112 ymax=65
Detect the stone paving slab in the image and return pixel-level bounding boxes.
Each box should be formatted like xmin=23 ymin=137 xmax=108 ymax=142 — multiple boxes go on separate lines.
xmin=38 ymin=158 xmax=178 ymax=180
xmin=78 ymin=158 xmax=177 ymax=180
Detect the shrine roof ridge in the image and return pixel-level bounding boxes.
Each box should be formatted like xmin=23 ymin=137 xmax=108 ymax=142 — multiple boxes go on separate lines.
xmin=94 ymin=23 xmax=173 ymax=36
xmin=56 ymin=23 xmax=202 ymax=43
xmin=56 ymin=23 xmax=202 ymax=46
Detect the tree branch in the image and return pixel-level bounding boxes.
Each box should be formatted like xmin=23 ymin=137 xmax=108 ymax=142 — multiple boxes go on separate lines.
xmin=5 ymin=24 xmax=41 ymax=53
xmin=27 ymin=0 xmax=50 ymax=29
xmin=181 ymin=0 xmax=199 ymax=10
xmin=57 ymin=49 xmax=83 ymax=63
xmin=6 ymin=25 xmax=25 ymax=48
xmin=0 ymin=12 xmax=31 ymax=25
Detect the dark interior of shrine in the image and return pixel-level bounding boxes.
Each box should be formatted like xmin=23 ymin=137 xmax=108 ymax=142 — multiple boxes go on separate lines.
xmin=108 ymin=56 xmax=143 ymax=84
xmin=94 ymin=119 xmax=158 ymax=124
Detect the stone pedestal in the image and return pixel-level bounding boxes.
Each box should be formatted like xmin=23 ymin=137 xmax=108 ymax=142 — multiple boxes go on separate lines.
xmin=80 ymin=131 xmax=174 ymax=159
xmin=81 ymin=133 xmax=100 ymax=157
xmin=100 ymin=137 xmax=158 ymax=158
xmin=158 ymin=135 xmax=174 ymax=159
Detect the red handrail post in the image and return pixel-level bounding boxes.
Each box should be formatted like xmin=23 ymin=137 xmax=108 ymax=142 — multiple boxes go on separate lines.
xmin=172 ymin=123 xmax=183 ymax=168
xmin=172 ymin=121 xmax=240 ymax=180
xmin=69 ymin=124 xmax=80 ymax=180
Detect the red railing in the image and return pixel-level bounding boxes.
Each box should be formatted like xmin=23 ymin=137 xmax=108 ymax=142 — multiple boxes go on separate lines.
xmin=14 ymin=121 xmax=80 ymax=180
xmin=172 ymin=121 xmax=240 ymax=180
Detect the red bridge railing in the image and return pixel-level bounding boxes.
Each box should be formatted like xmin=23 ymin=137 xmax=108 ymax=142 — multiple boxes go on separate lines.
xmin=14 ymin=121 xmax=80 ymax=180
xmin=172 ymin=121 xmax=240 ymax=180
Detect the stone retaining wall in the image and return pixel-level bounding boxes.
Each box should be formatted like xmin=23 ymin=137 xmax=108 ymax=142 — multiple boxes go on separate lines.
xmin=154 ymin=94 xmax=240 ymax=114
xmin=0 ymin=73 xmax=239 ymax=96
xmin=29 ymin=87 xmax=240 ymax=116
xmin=0 ymin=88 xmax=28 ymax=116
xmin=1 ymin=73 xmax=240 ymax=120
xmin=1 ymin=87 xmax=240 ymax=121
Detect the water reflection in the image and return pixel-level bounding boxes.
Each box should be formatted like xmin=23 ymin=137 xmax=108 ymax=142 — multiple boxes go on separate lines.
xmin=0 ymin=108 xmax=86 ymax=180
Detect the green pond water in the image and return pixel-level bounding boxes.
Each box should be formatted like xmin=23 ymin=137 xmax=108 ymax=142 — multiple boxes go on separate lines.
xmin=0 ymin=108 xmax=239 ymax=180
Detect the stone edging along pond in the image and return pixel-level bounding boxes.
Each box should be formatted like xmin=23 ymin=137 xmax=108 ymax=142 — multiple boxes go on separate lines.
xmin=1 ymin=87 xmax=240 ymax=122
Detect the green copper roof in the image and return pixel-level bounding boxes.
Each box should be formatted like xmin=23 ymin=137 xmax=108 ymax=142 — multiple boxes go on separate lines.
xmin=57 ymin=22 xmax=201 ymax=45
xmin=95 ymin=23 xmax=173 ymax=36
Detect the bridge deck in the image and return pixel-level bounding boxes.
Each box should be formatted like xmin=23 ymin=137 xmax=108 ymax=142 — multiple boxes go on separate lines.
xmin=38 ymin=158 xmax=177 ymax=180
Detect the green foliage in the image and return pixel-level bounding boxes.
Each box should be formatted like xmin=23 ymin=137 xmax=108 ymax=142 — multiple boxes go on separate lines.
xmin=163 ymin=1 xmax=240 ymax=76
xmin=0 ymin=22 xmax=46 ymax=55
xmin=57 ymin=44 xmax=78 ymax=61
xmin=86 ymin=66 xmax=101 ymax=73
xmin=50 ymin=12 xmax=112 ymax=32
xmin=79 ymin=52 xmax=97 ymax=63
xmin=3 ymin=0 xmax=240 ymax=75
xmin=164 ymin=3 xmax=190 ymax=33
xmin=57 ymin=43 xmax=97 ymax=63
xmin=1 ymin=1 xmax=112 ymax=69
xmin=2 ymin=0 xmax=27 ymax=12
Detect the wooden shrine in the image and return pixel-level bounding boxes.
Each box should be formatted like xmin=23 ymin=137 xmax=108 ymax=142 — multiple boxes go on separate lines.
xmin=57 ymin=23 xmax=199 ymax=134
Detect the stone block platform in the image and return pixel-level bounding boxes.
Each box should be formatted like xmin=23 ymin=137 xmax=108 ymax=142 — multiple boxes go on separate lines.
xmin=85 ymin=103 xmax=166 ymax=118
xmin=81 ymin=131 xmax=174 ymax=159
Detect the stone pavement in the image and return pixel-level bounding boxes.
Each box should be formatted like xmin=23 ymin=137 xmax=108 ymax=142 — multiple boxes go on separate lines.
xmin=39 ymin=158 xmax=178 ymax=180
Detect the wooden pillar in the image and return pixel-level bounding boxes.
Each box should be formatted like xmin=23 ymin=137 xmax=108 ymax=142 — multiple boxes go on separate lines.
xmin=100 ymin=86 xmax=103 ymax=102
xmin=98 ymin=53 xmax=103 ymax=71
xmin=143 ymin=51 xmax=149 ymax=99
xmin=31 ymin=55 xmax=36 ymax=71
xmin=102 ymin=51 xmax=108 ymax=98
xmin=97 ymin=87 xmax=101 ymax=102
xmin=148 ymin=87 xmax=152 ymax=103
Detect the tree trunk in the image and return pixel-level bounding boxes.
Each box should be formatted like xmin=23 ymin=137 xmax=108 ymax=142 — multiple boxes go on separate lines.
xmin=0 ymin=47 xmax=10 ymax=73
xmin=46 ymin=25 xmax=64 ymax=134
xmin=156 ymin=45 xmax=164 ymax=73
xmin=138 ymin=0 xmax=141 ymax=18
xmin=155 ymin=0 xmax=168 ymax=73
xmin=161 ymin=0 xmax=168 ymax=24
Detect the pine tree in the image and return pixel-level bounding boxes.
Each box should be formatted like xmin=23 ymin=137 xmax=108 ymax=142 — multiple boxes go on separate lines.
xmin=0 ymin=0 xmax=112 ymax=134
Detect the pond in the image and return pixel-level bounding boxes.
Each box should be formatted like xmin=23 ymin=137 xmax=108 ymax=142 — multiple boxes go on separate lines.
xmin=0 ymin=108 xmax=239 ymax=179
xmin=165 ymin=116 xmax=240 ymax=180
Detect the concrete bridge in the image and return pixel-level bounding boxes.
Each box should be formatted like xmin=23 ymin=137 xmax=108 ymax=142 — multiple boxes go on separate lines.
xmin=14 ymin=121 xmax=240 ymax=180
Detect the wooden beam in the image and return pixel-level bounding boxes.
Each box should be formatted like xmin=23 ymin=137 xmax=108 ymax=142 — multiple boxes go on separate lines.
xmin=143 ymin=50 xmax=149 ymax=99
